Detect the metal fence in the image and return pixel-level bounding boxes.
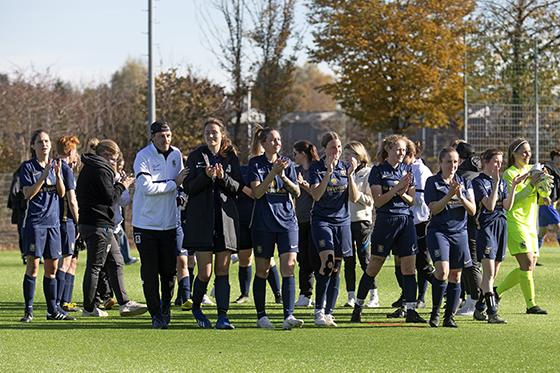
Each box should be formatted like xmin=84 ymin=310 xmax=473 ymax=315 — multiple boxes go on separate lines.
xmin=465 ymin=103 xmax=560 ymax=164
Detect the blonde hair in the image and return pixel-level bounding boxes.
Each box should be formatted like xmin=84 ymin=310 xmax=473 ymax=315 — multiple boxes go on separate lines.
xmin=377 ymin=134 xmax=408 ymax=163
xmin=89 ymin=138 xmax=121 ymax=157
xmin=344 ymin=141 xmax=370 ymax=166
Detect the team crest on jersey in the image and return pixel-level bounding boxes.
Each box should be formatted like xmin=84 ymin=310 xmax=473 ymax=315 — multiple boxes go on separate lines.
xmin=256 ymin=245 xmax=263 ymax=254
xmin=520 ymin=241 xmax=526 ymax=248
xmin=318 ymin=239 xmax=326 ymax=248
xmin=434 ymin=249 xmax=440 ymax=258
xmin=172 ymin=159 xmax=177 ymax=167
xmin=377 ymin=244 xmax=384 ymax=253
xmin=134 ymin=234 xmax=141 ymax=244
xmin=340 ymin=169 xmax=347 ymax=176
xmin=330 ymin=178 xmax=338 ymax=185
xmin=485 ymin=247 xmax=491 ymax=255
xmin=29 ymin=244 xmax=36 ymax=253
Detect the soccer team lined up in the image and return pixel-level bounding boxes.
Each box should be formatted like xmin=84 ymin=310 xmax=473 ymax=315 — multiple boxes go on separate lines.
xmin=13 ymin=117 xmax=553 ymax=329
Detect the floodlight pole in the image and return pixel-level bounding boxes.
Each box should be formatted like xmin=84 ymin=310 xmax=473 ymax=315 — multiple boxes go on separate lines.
xmin=147 ymin=0 xmax=156 ymax=135
xmin=534 ymin=38 xmax=539 ymax=164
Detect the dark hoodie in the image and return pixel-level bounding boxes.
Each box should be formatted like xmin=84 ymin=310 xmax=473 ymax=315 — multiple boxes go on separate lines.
xmin=76 ymin=153 xmax=126 ymax=228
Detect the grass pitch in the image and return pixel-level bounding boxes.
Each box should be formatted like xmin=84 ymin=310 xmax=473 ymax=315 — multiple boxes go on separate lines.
xmin=1 ymin=247 xmax=559 ymax=372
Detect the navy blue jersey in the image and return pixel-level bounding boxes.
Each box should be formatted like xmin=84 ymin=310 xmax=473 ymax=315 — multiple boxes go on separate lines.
xmin=237 ymin=165 xmax=254 ymax=226
xmin=60 ymin=160 xmax=77 ymax=221
xmin=19 ymin=158 xmax=60 ymax=228
xmin=472 ymin=173 xmax=507 ymax=227
xmin=425 ymin=173 xmax=472 ymax=233
xmin=368 ymin=161 xmax=414 ymax=216
xmin=295 ymin=165 xmax=313 ymax=224
xmin=309 ymin=158 xmax=350 ymax=225
xmin=248 ymin=154 xmax=298 ymax=232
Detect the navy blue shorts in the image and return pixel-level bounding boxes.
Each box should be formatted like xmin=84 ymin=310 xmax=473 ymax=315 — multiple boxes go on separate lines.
xmin=176 ymin=225 xmax=188 ymax=256
xmin=476 ymin=218 xmax=507 ymax=262
xmin=239 ymin=223 xmax=252 ymax=251
xmin=252 ymin=230 xmax=299 ymax=258
xmin=370 ymin=214 xmax=417 ymax=258
xmin=60 ymin=220 xmax=76 ymax=256
xmin=311 ymin=219 xmax=352 ymax=258
xmin=427 ymin=229 xmax=472 ymax=269
xmin=22 ymin=225 xmax=62 ymax=259
xmin=539 ymin=205 xmax=560 ymax=227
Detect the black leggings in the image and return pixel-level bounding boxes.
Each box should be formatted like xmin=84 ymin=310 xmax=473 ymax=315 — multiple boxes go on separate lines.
xmin=344 ymin=221 xmax=376 ymax=292
xmin=296 ymin=222 xmax=320 ymax=297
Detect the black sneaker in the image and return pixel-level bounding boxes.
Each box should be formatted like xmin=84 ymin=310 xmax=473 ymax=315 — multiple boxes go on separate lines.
xmin=443 ymin=316 xmax=458 ymax=328
xmin=405 ymin=309 xmax=427 ymax=323
xmin=429 ymin=312 xmax=440 ymax=328
xmin=20 ymin=312 xmax=33 ymax=323
xmin=488 ymin=313 xmax=507 ymax=324
xmin=234 ymin=295 xmax=250 ymax=304
xmin=473 ymin=309 xmax=488 ymax=321
xmin=350 ymin=306 xmax=362 ymax=323
xmin=386 ymin=308 xmax=405 ymax=318
xmin=526 ymin=305 xmax=547 ymax=315
xmin=274 ymin=292 xmax=282 ymax=304
xmin=47 ymin=312 xmax=76 ymax=321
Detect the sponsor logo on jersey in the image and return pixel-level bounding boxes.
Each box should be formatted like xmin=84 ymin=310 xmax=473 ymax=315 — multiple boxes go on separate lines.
xmin=319 ymin=239 xmax=326 ymax=248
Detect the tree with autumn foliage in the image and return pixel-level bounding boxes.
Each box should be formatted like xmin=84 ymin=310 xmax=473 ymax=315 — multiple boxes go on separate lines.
xmin=308 ymin=1 xmax=475 ymax=133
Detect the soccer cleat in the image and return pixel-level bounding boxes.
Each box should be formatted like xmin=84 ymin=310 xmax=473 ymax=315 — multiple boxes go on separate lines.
xmin=201 ymin=294 xmax=215 ymax=306
xmin=488 ymin=313 xmax=507 ymax=324
xmin=47 ymin=311 xmax=76 ymax=321
xmin=162 ymin=302 xmax=171 ymax=325
xmin=350 ymin=306 xmax=362 ymax=323
xmin=473 ymin=309 xmax=488 ymax=321
xmin=174 ymin=297 xmax=183 ymax=307
xmin=387 ymin=308 xmax=405 ymax=318
xmin=20 ymin=312 xmax=33 ymax=323
xmin=231 ymin=254 xmax=239 ymax=264
xmin=151 ymin=314 xmax=168 ymax=329
xmin=274 ymin=292 xmax=283 ymax=304
xmin=257 ymin=316 xmax=275 ymax=329
xmin=215 ymin=315 xmax=235 ymax=330
xmin=234 ymin=295 xmax=250 ymax=304
xmin=443 ymin=317 xmax=458 ymax=328
xmin=324 ymin=314 xmax=338 ymax=327
xmin=283 ymin=315 xmax=304 ymax=330
xmin=102 ymin=297 xmax=116 ymax=310
xmin=456 ymin=298 xmax=476 ymax=316
xmin=429 ymin=312 xmax=440 ymax=328
xmin=416 ymin=300 xmax=426 ymax=309
xmin=367 ymin=289 xmax=380 ymax=308
xmin=405 ymin=309 xmax=427 ymax=323
xmin=119 ymin=301 xmax=148 ymax=317
xmin=526 ymin=305 xmax=548 ymax=315
xmin=82 ymin=307 xmax=108 ymax=317
xmin=192 ymin=309 xmax=212 ymax=329
xmin=314 ymin=310 xmax=328 ymax=327
xmin=294 ymin=294 xmax=313 ymax=307
xmin=181 ymin=299 xmax=194 ymax=311
xmin=125 ymin=257 xmax=139 ymax=265
xmin=62 ymin=302 xmax=81 ymax=312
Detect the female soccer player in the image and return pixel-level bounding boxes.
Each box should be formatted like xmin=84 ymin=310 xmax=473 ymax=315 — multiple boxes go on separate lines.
xmin=183 ymin=118 xmax=242 ymax=329
xmin=20 ymin=129 xmax=71 ymax=322
xmin=351 ymin=135 xmax=424 ymax=324
xmin=342 ymin=141 xmax=378 ymax=308
xmin=234 ymin=131 xmax=282 ymax=305
xmin=495 ymin=138 xmax=548 ymax=315
xmin=471 ymin=148 xmax=520 ymax=324
xmin=249 ymin=128 xmax=303 ymax=329
xmin=309 ymin=132 xmax=357 ymax=327
xmin=424 ymin=147 xmax=476 ymax=328
xmin=54 ymin=135 xmax=81 ymax=313
xmin=293 ymin=140 xmax=320 ymax=307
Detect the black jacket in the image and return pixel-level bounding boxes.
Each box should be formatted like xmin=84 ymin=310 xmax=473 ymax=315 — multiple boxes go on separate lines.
xmin=182 ymin=145 xmax=242 ymax=250
xmin=76 ymin=153 xmax=126 ymax=228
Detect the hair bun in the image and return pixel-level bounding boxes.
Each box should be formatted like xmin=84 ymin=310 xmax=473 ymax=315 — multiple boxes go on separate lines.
xmin=88 ymin=138 xmax=100 ymax=152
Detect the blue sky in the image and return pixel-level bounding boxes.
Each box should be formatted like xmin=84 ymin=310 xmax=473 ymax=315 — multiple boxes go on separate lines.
xmin=0 ymin=0 xmax=314 ymax=88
